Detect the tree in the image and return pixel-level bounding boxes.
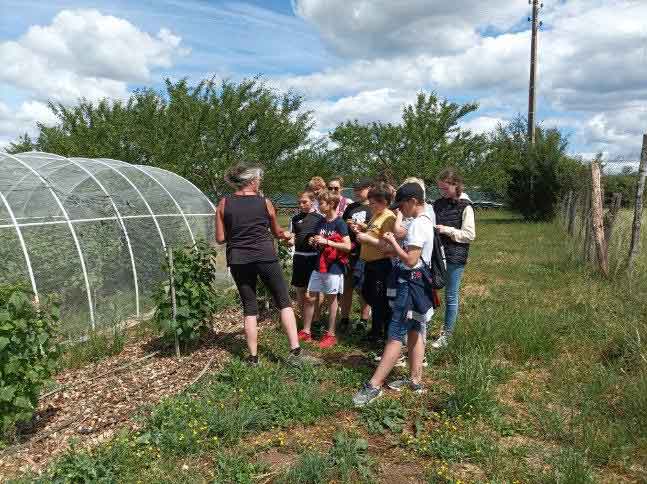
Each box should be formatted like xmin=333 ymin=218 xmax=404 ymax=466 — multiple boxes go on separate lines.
xmin=329 ymin=92 xmax=485 ymax=186
xmin=8 ymin=77 xmax=316 ymax=197
xmin=489 ymin=116 xmax=584 ymax=220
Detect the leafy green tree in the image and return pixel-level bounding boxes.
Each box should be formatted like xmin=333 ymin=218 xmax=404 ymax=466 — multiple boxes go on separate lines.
xmin=8 ymin=78 xmax=316 ymax=197
xmin=489 ymin=116 xmax=584 ymax=220
xmin=603 ymin=172 xmax=638 ymax=206
xmin=329 ymin=92 xmax=485 ymax=186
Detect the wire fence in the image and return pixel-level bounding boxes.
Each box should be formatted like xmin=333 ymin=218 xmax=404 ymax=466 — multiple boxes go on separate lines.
xmin=557 ymin=134 xmax=647 ymax=291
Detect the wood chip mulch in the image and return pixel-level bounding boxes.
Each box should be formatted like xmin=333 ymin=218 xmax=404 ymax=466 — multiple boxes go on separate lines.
xmin=0 ymin=307 xmax=266 ymax=479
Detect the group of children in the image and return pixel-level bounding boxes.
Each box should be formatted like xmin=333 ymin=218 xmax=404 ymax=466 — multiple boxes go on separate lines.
xmin=216 ymin=163 xmax=475 ymax=406
xmin=282 ymin=171 xmax=475 ymax=405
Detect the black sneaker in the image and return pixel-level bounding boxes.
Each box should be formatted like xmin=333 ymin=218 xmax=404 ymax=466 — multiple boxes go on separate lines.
xmin=387 ymin=378 xmax=425 ymax=394
xmin=354 ymin=319 xmax=369 ymax=333
xmin=287 ymin=348 xmax=323 ymax=366
xmin=245 ymin=355 xmax=259 ymax=367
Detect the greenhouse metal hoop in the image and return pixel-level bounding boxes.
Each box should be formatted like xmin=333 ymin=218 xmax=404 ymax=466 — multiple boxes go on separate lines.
xmin=0 ymin=190 xmax=40 ymax=303
xmin=2 ymin=152 xmax=97 ymax=327
xmin=101 ymin=158 xmax=197 ymax=245
xmin=1 ymin=151 xmax=217 ymax=333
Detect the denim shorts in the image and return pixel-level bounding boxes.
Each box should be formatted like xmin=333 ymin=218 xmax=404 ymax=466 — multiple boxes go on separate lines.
xmin=388 ymin=318 xmax=427 ymax=343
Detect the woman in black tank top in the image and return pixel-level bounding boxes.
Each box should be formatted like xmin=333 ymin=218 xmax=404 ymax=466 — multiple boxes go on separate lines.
xmin=215 ymin=164 xmax=320 ymax=366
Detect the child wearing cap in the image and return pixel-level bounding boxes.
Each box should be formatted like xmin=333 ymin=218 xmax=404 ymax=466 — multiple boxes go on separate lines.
xmin=353 ymin=182 xmax=435 ymax=407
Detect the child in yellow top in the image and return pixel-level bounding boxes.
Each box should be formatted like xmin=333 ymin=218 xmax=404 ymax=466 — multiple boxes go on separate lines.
xmin=350 ymin=182 xmax=396 ymax=343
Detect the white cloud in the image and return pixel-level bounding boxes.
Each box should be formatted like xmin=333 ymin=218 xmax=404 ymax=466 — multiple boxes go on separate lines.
xmin=0 ymin=100 xmax=58 ymax=147
xmin=292 ymin=0 xmax=526 ymax=58
xmin=460 ymin=116 xmax=504 ymax=135
xmin=282 ymin=0 xmax=647 ymax=160
xmin=305 ymin=88 xmax=414 ymax=132
xmin=0 ymin=9 xmax=187 ymax=104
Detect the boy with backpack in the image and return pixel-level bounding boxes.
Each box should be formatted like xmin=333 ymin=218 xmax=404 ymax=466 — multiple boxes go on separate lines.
xmin=353 ymin=183 xmax=436 ymax=406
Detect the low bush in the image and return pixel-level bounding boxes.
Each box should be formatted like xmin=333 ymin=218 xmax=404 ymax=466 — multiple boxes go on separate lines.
xmin=0 ymin=284 xmax=60 ymax=439
xmin=278 ymin=432 xmax=374 ymax=484
xmin=153 ymin=241 xmax=220 ymax=351
xmin=360 ymin=398 xmax=406 ymax=434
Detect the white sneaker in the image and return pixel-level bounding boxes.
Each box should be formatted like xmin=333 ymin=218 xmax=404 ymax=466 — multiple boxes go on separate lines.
xmin=431 ymin=333 xmax=449 ymax=349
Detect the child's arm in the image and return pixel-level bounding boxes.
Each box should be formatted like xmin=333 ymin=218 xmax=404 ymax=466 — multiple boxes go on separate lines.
xmin=383 ymin=232 xmax=422 ymax=268
xmin=328 ymin=235 xmax=351 ymax=253
xmin=393 ymin=209 xmax=408 ymax=239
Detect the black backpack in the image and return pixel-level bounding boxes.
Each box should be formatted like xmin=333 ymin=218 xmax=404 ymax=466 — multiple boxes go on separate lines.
xmin=418 ymin=214 xmax=447 ymax=289
xmin=428 ymin=230 xmax=447 ymax=289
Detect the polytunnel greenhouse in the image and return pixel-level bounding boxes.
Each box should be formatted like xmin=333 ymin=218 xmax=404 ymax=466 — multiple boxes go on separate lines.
xmin=0 ymin=151 xmax=218 ymax=337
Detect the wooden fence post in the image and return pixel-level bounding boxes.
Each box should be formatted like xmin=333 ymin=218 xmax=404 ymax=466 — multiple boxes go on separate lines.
xmin=568 ymin=191 xmax=578 ymax=236
xmin=591 ymin=158 xmax=609 ymax=276
xmin=627 ymin=134 xmax=647 ymax=275
xmin=583 ymin=190 xmax=593 ymax=262
xmin=604 ymin=192 xmax=622 ymax=244
xmin=168 ymin=247 xmax=180 ymax=358
xmin=562 ymin=191 xmax=572 ymax=228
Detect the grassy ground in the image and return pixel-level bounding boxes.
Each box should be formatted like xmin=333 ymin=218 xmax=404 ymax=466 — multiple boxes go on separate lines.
xmin=12 ymin=211 xmax=647 ymax=483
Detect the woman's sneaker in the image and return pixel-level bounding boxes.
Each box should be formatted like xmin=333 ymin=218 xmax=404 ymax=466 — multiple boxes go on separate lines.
xmin=287 ymin=348 xmax=322 ymax=366
xmin=297 ymin=330 xmax=312 ymax=342
xmin=245 ymin=355 xmax=259 ymax=367
xmin=387 ymin=379 xmax=425 ymax=394
xmin=431 ymin=332 xmax=449 ymax=349
xmin=352 ymin=382 xmax=383 ymax=407
xmin=319 ymin=333 xmax=337 ymax=349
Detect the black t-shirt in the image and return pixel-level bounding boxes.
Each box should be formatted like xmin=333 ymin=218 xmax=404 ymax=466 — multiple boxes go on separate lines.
xmin=223 ymin=195 xmax=277 ymax=265
xmin=290 ymin=211 xmax=324 ymax=253
xmin=317 ymin=217 xmax=349 ymax=275
xmin=342 ymin=201 xmax=372 ymax=258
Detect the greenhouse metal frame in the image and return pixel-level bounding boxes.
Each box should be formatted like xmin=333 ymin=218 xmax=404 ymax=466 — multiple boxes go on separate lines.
xmin=0 ymin=151 xmax=216 ymax=334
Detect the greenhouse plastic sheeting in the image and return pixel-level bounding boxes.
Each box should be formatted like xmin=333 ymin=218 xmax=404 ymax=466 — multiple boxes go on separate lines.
xmin=0 ymin=151 xmax=217 ymax=337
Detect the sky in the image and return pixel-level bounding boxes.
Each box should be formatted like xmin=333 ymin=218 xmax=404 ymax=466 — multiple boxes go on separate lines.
xmin=1 ymin=0 xmax=646 ymax=170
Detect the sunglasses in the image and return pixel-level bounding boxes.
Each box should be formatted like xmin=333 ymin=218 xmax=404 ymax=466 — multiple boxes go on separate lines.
xmin=327 ymin=186 xmax=340 ymax=191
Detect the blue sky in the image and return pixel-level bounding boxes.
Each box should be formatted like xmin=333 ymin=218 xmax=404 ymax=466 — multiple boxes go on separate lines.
xmin=1 ymin=0 xmax=646 ymax=169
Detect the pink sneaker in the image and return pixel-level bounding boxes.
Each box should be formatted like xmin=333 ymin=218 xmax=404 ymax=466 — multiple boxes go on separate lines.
xmin=298 ymin=330 xmax=312 ymax=342
xmin=319 ymin=333 xmax=337 ymax=349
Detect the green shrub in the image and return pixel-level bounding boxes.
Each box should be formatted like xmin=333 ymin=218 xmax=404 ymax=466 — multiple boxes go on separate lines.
xmin=154 ymin=241 xmax=220 ymax=350
xmin=278 ymin=432 xmax=373 ymax=484
xmin=360 ymin=398 xmax=406 ymax=434
xmin=0 ymin=284 xmax=60 ymax=438
xmin=36 ymin=444 xmax=116 ymax=483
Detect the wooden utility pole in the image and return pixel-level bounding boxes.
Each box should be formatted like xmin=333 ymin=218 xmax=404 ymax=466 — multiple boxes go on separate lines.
xmin=527 ymin=0 xmax=540 ymax=144
xmin=627 ymin=134 xmax=647 ymax=275
xmin=591 ymin=158 xmax=609 ymax=276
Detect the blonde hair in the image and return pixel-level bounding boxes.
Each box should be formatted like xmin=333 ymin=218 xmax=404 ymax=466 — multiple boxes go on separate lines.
xmin=225 ymin=163 xmax=263 ymax=190
xmin=317 ymin=190 xmax=340 ymax=209
xmin=308 ymin=176 xmax=326 ymax=192
xmin=298 ymin=190 xmax=315 ymax=200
